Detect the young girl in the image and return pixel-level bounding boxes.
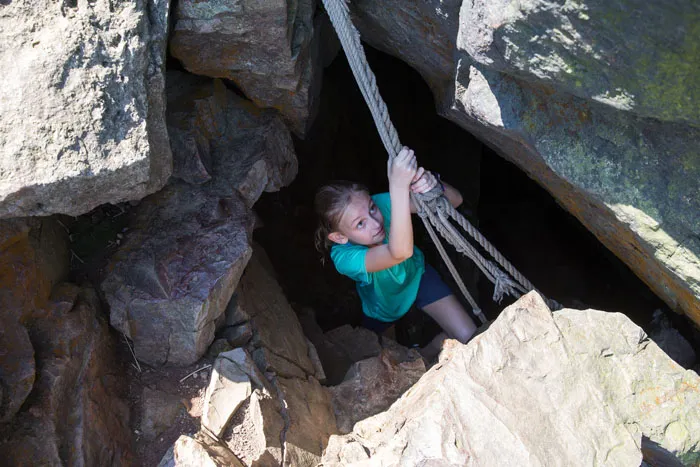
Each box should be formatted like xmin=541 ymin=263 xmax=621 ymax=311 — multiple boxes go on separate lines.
xmin=314 ymin=147 xmax=477 ymax=358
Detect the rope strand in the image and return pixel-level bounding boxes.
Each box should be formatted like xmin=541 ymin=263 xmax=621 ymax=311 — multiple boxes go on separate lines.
xmin=321 ymin=0 xmax=560 ymax=313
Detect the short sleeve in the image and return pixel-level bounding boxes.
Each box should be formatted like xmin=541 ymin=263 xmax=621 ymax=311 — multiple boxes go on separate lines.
xmin=371 ymin=192 xmax=391 ymax=225
xmin=330 ymin=244 xmax=371 ymax=284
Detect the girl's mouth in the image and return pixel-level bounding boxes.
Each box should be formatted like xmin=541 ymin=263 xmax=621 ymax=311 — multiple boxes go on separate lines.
xmin=375 ymin=226 xmax=385 ymax=238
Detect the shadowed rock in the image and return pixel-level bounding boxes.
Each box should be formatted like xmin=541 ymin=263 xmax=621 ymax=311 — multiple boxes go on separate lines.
xmin=170 ymin=0 xmax=327 ymax=135
xmin=166 ymin=71 xmax=298 ymax=205
xmin=102 ymin=182 xmax=254 ymax=366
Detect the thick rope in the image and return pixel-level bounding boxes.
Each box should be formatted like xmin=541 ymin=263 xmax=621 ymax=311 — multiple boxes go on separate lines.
xmin=322 ymin=0 xmax=559 ymax=315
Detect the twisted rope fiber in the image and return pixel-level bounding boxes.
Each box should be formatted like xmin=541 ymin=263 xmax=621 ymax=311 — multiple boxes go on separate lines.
xmin=421 ymin=214 xmax=482 ymax=315
xmin=321 ymin=0 xmax=558 ymax=316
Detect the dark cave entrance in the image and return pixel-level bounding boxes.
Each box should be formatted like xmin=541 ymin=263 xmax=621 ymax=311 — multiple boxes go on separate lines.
xmin=254 ymin=43 xmax=686 ymax=349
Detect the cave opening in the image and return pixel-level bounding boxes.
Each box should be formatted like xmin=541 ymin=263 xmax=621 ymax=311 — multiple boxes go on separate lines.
xmin=253 ymin=43 xmax=689 ymax=349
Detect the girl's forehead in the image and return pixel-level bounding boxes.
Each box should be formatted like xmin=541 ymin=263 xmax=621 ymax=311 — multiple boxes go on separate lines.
xmin=339 ymin=192 xmax=371 ymax=224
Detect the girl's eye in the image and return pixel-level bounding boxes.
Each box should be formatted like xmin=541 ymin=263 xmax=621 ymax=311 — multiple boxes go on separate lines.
xmin=369 ymin=205 xmax=376 ymax=213
xmin=357 ymin=221 xmax=365 ymax=229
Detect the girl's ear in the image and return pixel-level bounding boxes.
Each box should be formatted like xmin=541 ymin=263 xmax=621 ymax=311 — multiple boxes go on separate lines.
xmin=328 ymin=231 xmax=348 ymax=244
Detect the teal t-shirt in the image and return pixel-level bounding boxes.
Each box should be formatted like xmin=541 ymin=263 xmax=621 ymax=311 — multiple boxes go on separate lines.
xmin=330 ymin=193 xmax=425 ymax=322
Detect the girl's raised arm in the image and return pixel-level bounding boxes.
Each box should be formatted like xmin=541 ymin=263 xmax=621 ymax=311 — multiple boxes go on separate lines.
xmin=365 ymin=147 xmax=417 ymax=272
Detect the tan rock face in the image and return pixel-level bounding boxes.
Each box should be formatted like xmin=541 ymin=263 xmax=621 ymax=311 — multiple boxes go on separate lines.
xmin=322 ymin=292 xmax=700 ymax=466
xmin=2 ymin=285 xmax=132 ymax=465
xmin=0 ymin=218 xmax=68 ymax=423
xmin=347 ymin=0 xmax=700 ymax=325
xmin=237 ymin=248 xmax=316 ymax=376
xmin=0 ymin=0 xmax=172 ymax=218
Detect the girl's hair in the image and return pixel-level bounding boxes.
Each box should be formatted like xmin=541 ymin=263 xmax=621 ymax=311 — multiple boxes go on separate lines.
xmin=314 ymin=181 xmax=369 ymax=255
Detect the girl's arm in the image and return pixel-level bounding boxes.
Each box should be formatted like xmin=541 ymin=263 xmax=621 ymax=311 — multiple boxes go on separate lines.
xmin=442 ymin=180 xmax=464 ymax=209
xmin=409 ymin=168 xmax=463 ymax=212
xmin=365 ymin=147 xmax=417 ymax=273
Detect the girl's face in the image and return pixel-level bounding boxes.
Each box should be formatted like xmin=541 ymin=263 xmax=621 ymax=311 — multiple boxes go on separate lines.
xmin=329 ymin=192 xmax=386 ymax=246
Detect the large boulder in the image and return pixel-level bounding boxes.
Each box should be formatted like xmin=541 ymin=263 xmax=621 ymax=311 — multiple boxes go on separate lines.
xmin=322 ymin=292 xmax=700 ymax=466
xmin=0 ymin=0 xmax=172 ymax=218
xmin=170 ymin=0 xmax=326 ymax=135
xmin=101 ymin=182 xmax=254 ymax=366
xmin=349 ymin=0 xmax=461 ymax=104
xmin=348 ymin=0 xmax=700 ymax=325
xmin=166 ymin=71 xmax=298 ymax=204
xmin=1 ymin=285 xmax=132 ymax=465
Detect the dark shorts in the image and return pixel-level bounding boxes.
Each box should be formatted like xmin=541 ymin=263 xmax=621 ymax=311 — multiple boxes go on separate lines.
xmin=362 ymin=263 xmax=453 ymax=333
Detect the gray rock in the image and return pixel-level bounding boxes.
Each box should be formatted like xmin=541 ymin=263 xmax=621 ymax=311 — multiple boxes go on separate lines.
xmin=0 ymin=0 xmax=172 ymax=218
xmin=170 ymin=0 xmax=325 ymax=135
xmin=649 ymin=310 xmax=696 ymax=368
xmin=202 ymin=349 xmax=266 ymax=437
xmin=330 ymin=349 xmax=425 ymax=434
xmin=166 ymin=72 xmax=298 ymax=205
xmin=224 ymin=294 xmax=250 ymax=327
xmin=101 ymin=181 xmax=254 ymax=366
xmin=346 ymin=0 xmax=700 ymax=326
xmin=322 ymin=435 xmax=370 ymax=465
xmin=306 ymin=338 xmax=326 ymax=384
xmin=207 ymin=338 xmax=233 ymax=358
xmin=349 ymin=0 xmax=460 ymax=103
xmin=141 ymin=387 xmax=184 ymax=440
xmin=458 ymin=0 xmax=699 ymax=126
xmin=158 ymin=433 xmax=245 ymax=467
xmin=322 ymin=292 xmax=700 ymax=466
xmin=443 ymin=58 xmax=700 ymax=326
xmin=221 ymin=323 xmax=253 ymax=349
xmin=298 ymin=308 xmax=354 ymax=386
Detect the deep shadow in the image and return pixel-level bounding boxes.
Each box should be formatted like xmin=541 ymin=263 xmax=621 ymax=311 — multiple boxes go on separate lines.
xmin=254 ymin=42 xmax=695 ymax=350
xmin=254 ymin=44 xmax=482 ymax=338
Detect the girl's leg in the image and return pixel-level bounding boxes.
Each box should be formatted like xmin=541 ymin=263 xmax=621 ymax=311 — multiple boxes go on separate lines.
xmin=422 ymin=294 xmax=477 ymax=344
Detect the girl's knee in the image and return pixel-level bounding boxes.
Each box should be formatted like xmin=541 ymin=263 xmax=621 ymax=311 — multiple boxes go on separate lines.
xmin=452 ymin=322 xmax=477 ymax=344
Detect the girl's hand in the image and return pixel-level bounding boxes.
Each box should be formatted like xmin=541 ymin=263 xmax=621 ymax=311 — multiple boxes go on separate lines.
xmin=388 ymin=147 xmax=418 ymax=189
xmin=410 ymin=167 xmax=438 ymax=194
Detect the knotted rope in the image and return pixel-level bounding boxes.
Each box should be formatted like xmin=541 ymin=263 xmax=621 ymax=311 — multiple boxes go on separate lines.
xmin=321 ymin=0 xmax=559 ymax=319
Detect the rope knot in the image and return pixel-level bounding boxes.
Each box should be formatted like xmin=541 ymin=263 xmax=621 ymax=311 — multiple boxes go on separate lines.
xmin=491 ymin=262 xmax=521 ymax=303
xmin=414 ymin=184 xmax=446 ymax=218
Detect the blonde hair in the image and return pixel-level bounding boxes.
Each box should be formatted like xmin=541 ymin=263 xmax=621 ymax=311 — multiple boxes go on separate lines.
xmin=314 ymin=181 xmax=369 ymax=255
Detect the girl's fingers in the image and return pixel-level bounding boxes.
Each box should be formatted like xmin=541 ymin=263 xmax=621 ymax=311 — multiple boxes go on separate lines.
xmin=412 ymin=178 xmax=428 ymax=193
xmin=412 ymin=167 xmax=425 ymax=183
